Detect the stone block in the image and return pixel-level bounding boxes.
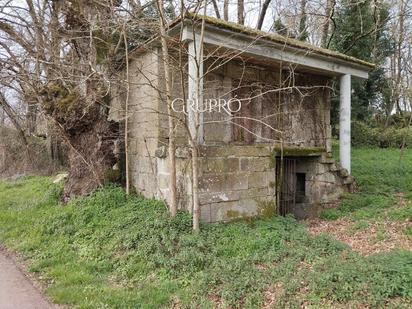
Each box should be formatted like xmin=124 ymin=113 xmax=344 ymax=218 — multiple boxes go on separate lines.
xmin=266 ymin=171 xmax=276 ymax=183
xmin=135 ymin=138 xmax=158 ymax=155
xmin=155 ymin=146 xmax=167 ymax=158
xmin=138 ymin=156 xmax=154 ymax=174
xmin=157 ymin=157 xmax=170 ymax=175
xmin=239 ymin=187 xmax=269 ymax=198
xmin=127 ymin=140 xmax=137 ymax=154
xmin=158 ymin=174 xmax=170 ymax=190
xmin=204 ymin=122 xmax=231 ymax=143
xmin=209 ymin=199 xmax=259 ymax=222
xmin=176 ymin=147 xmax=190 ymax=158
xmin=339 ymin=168 xmax=349 ymax=178
xmin=145 ymin=177 xmax=157 ymax=196
xmin=159 ymin=188 xmax=170 ymax=204
xmin=320 ymin=152 xmax=334 ymax=163
xmin=203 ymin=157 xmax=239 ymax=173
xmin=248 ymin=172 xmax=268 ymax=188
xmin=329 ymin=163 xmax=339 ymax=172
xmin=199 ymin=145 xmax=271 ymax=158
xmin=200 ymin=204 xmax=212 ymax=223
xmin=199 ymin=173 xmax=248 ymax=192
xmin=240 ymin=157 xmax=270 ymax=172
xmin=343 ymin=175 xmax=355 ymax=185
xmin=315 ymin=172 xmax=336 ymax=184
xmin=316 ymin=162 xmax=331 ymax=174
xmin=199 ymin=191 xmax=241 ymax=204
xmin=137 ymin=174 xmax=146 ymax=189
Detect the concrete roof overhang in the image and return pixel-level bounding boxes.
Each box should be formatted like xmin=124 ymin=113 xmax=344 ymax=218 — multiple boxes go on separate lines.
xmin=166 ymin=15 xmax=374 ymax=79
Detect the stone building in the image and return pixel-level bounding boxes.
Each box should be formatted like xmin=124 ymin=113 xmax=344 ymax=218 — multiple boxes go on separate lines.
xmin=110 ymin=16 xmax=373 ymax=222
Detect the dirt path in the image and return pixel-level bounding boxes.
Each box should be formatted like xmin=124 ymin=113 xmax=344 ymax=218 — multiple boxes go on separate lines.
xmin=0 ymin=250 xmax=59 ymax=309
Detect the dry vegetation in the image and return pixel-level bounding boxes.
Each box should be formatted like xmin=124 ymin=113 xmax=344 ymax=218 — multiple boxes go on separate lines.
xmin=0 ymin=126 xmax=63 ymax=178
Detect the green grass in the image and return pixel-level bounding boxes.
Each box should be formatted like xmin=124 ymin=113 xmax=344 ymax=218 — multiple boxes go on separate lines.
xmin=0 ymin=175 xmax=411 ymax=308
xmin=320 ymin=146 xmax=412 ymax=221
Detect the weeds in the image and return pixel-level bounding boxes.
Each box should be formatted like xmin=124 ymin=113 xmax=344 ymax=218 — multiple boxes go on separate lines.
xmin=321 ymin=147 xmax=412 ymax=221
xmin=0 ymin=176 xmax=411 ymax=308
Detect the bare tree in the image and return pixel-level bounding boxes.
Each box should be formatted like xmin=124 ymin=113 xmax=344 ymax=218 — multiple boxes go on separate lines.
xmin=0 ymin=93 xmax=28 ymax=146
xmin=298 ymin=0 xmax=308 ymax=40
xmin=211 ymin=0 xmax=221 ymax=18
xmin=156 ymin=0 xmax=178 ymax=217
xmin=238 ymin=0 xmax=245 ymax=25
xmin=0 ymin=1 xmax=151 ymax=198
xmin=321 ymin=0 xmax=335 ymax=47
xmin=256 ymin=0 xmax=272 ymax=30
xmin=223 ymin=0 xmax=229 ymax=21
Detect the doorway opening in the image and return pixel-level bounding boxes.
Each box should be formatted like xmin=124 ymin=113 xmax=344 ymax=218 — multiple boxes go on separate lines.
xmin=276 ymin=157 xmax=307 ymax=216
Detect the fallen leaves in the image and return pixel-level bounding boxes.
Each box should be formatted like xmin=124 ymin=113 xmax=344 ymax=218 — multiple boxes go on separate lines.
xmin=307 ymin=195 xmax=412 ymax=256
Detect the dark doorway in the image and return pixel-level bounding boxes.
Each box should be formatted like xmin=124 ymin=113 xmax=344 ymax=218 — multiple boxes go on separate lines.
xmin=276 ymin=158 xmax=309 ymax=216
xmin=295 ymin=172 xmax=306 ymax=203
xmin=276 ymin=157 xmax=296 ymax=216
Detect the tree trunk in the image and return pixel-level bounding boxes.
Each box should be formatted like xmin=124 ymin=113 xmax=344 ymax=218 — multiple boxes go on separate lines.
xmin=0 ymin=108 xmax=4 ymax=126
xmin=298 ymin=0 xmax=308 ymax=41
xmin=156 ymin=0 xmax=178 ymax=217
xmin=0 ymin=93 xmax=28 ymax=146
xmin=192 ymin=145 xmax=200 ymax=231
xmin=211 ymin=0 xmax=221 ymax=19
xmin=224 ymin=0 xmax=229 ymax=21
xmin=238 ymin=0 xmax=244 ymax=25
xmin=321 ymin=0 xmax=334 ymax=47
xmin=256 ymin=0 xmax=272 ymax=30
xmin=62 ymin=118 xmax=119 ymax=200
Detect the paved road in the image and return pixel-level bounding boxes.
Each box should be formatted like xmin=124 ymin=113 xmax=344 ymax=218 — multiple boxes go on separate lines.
xmin=0 ymin=250 xmax=58 ymax=309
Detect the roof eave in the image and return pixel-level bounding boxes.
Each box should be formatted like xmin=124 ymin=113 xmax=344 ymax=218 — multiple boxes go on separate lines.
xmin=181 ymin=22 xmax=371 ymax=79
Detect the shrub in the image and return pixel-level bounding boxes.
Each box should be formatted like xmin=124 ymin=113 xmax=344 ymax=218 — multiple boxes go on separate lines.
xmin=1 ymin=177 xmax=412 ymax=308
xmin=351 ymin=121 xmax=412 ymax=148
xmin=380 ymin=126 xmax=412 ymax=148
xmin=351 ymin=121 xmax=380 ymax=146
xmin=319 ymin=208 xmax=342 ymax=220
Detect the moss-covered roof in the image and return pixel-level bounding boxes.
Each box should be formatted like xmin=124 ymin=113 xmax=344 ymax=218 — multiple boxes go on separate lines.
xmin=172 ymin=14 xmax=375 ymax=69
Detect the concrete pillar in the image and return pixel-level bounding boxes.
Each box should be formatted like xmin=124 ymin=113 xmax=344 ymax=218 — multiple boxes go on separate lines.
xmin=339 ymin=74 xmax=351 ymax=173
xmin=188 ymin=36 xmax=204 ymax=144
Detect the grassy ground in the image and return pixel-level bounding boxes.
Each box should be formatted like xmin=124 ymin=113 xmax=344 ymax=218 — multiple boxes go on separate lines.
xmin=308 ymin=147 xmax=412 ymax=256
xmin=0 ymin=147 xmax=411 ymax=308
xmin=322 ymin=147 xmax=412 ymax=228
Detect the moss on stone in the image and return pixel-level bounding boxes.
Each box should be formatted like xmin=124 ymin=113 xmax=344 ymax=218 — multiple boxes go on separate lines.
xmin=269 ymin=154 xmax=276 ymax=168
xmin=57 ymin=92 xmax=80 ymax=111
xmin=256 ymin=199 xmax=277 ymax=218
xmin=104 ymin=168 xmax=121 ymax=183
xmin=272 ymin=146 xmax=325 ymax=157
xmin=181 ymin=13 xmax=375 ymax=69
xmin=269 ymin=181 xmax=276 ymax=188
xmin=225 ymin=199 xmax=277 ymax=223
xmin=225 ymin=209 xmax=256 ymax=223
xmin=226 ymin=209 xmax=240 ymax=219
xmin=40 ymin=82 xmax=80 ymax=114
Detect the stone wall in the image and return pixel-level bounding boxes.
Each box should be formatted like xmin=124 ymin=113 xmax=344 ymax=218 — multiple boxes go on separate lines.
xmin=285 ymin=153 xmax=354 ymax=219
xmin=197 ymin=145 xmax=276 ymax=222
xmin=124 ymin=50 xmax=162 ymax=199
xmin=153 ymin=144 xmax=354 ymax=222
xmin=152 ymin=58 xmax=333 ymax=150
xmin=120 ymin=51 xmax=349 ymax=222
xmin=154 ymin=144 xmax=277 ymax=221
xmin=199 ymin=61 xmax=332 ymax=150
